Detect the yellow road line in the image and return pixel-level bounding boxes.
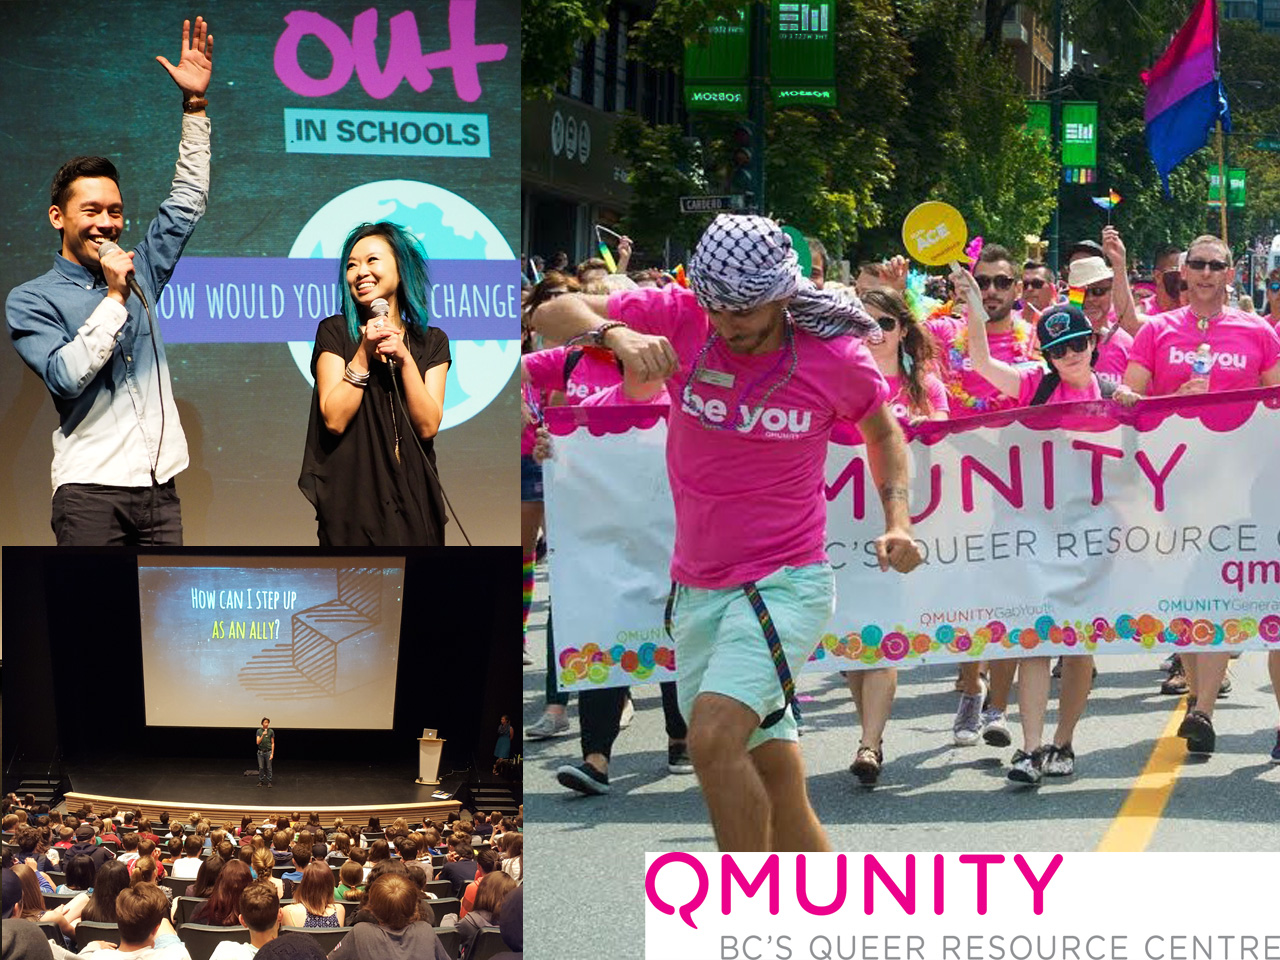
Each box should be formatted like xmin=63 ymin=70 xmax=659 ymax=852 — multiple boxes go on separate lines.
xmin=1095 ymin=700 xmax=1188 ymax=852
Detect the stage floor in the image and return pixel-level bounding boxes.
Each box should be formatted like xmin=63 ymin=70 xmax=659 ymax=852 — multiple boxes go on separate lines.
xmin=66 ymin=756 xmax=445 ymax=808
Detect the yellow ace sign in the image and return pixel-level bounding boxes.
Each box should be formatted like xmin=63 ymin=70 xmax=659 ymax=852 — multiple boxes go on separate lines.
xmin=901 ymin=201 xmax=968 ymax=267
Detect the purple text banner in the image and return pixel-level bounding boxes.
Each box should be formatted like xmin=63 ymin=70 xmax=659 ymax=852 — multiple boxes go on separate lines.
xmin=155 ymin=258 xmax=520 ymax=343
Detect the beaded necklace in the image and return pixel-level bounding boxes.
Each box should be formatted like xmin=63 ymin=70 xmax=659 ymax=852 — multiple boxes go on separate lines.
xmin=944 ymin=316 xmax=1036 ymax=410
xmin=682 ymin=316 xmax=800 ymax=432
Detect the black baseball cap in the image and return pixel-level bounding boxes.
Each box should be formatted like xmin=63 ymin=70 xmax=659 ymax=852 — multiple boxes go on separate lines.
xmin=1037 ymin=305 xmax=1093 ymax=352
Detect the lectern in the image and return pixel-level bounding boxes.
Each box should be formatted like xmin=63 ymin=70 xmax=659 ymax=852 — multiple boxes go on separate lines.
xmin=416 ymin=736 xmax=444 ymax=784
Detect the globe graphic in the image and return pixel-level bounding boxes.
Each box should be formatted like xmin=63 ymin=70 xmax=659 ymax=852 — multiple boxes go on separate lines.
xmin=287 ymin=179 xmax=520 ymax=430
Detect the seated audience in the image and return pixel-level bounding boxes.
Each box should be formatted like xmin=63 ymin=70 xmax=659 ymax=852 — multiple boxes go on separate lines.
xmin=456 ymin=871 xmax=516 ymax=959
xmin=329 ymin=872 xmax=450 ymax=960
xmin=209 ymin=881 xmax=283 ymax=960
xmin=281 ymin=861 xmax=344 ymax=928
xmin=192 ymin=860 xmax=254 ymax=926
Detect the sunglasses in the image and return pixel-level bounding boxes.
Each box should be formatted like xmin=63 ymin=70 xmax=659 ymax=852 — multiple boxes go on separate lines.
xmin=1044 ymin=337 xmax=1091 ymax=361
xmin=1268 ymin=281 xmax=1280 ymax=293
xmin=1023 ymin=278 xmax=1049 ymax=289
xmin=1185 ymin=258 xmax=1229 ymax=272
xmin=1085 ymin=284 xmax=1113 ymax=298
xmin=874 ymin=315 xmax=898 ymax=333
xmin=975 ymin=275 xmax=1015 ymax=291
xmin=1162 ymin=274 xmax=1189 ymax=296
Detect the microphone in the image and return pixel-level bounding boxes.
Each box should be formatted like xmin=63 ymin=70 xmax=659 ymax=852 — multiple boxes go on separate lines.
xmin=96 ymin=240 xmax=149 ymax=307
xmin=371 ymin=298 xmax=391 ymax=363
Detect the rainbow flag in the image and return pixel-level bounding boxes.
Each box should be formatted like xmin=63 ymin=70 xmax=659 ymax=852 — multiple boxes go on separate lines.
xmin=1068 ymin=287 xmax=1086 ymax=309
xmin=1090 ymin=189 xmax=1122 ymax=210
xmin=1142 ymin=0 xmax=1230 ymax=192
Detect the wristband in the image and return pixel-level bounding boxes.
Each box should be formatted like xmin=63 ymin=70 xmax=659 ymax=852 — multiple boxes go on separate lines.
xmin=183 ymin=96 xmax=209 ymax=114
xmin=567 ymin=320 xmax=628 ymax=349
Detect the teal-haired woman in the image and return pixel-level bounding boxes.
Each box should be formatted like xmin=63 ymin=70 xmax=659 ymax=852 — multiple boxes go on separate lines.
xmin=299 ymin=221 xmax=450 ymax=544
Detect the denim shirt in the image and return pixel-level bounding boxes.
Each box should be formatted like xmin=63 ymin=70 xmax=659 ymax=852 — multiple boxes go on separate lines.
xmin=6 ymin=115 xmax=210 ymax=491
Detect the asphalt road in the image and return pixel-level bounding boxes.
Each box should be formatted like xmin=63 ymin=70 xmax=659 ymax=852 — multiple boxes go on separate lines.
xmin=522 ymin=567 xmax=1280 ymax=960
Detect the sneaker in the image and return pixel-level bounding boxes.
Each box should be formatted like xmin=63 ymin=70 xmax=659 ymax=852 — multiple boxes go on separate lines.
xmin=667 ymin=742 xmax=694 ymax=775
xmin=619 ymin=695 xmax=635 ymax=730
xmin=522 ymin=642 xmax=534 ymax=666
xmin=953 ymin=693 xmax=983 ymax=746
xmin=525 ymin=711 xmax=571 ymax=740
xmin=1270 ymin=731 xmax=1280 ymax=764
xmin=1042 ymin=743 xmax=1075 ymax=776
xmin=850 ymin=746 xmax=883 ymax=786
xmin=1160 ymin=658 xmax=1189 ymax=695
xmin=1177 ymin=710 xmax=1216 ymax=755
xmin=1007 ymin=748 xmax=1044 ymax=784
xmin=557 ymin=762 xmax=610 ymax=795
xmin=1160 ymin=653 xmax=1180 ymax=674
xmin=1218 ymin=674 xmax=1231 ymax=697
xmin=980 ymin=708 xmax=1011 ymax=747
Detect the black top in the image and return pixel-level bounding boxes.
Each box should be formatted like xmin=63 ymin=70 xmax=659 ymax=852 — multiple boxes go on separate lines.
xmin=299 ymin=315 xmax=451 ymax=546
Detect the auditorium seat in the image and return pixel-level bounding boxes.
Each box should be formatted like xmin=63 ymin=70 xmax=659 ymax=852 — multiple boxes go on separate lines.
xmin=101 ymin=840 xmax=119 ymax=853
xmin=160 ymin=876 xmax=192 ymax=898
xmin=175 ymin=896 xmax=208 ymax=927
xmin=42 ymin=890 xmax=80 ymax=911
xmin=75 ymin=921 xmax=123 ymax=952
xmin=434 ymin=926 xmax=461 ymax=960
xmin=271 ymin=865 xmax=291 ymax=878
xmin=421 ymin=897 xmax=460 ymax=925
xmin=432 ymin=855 xmax=446 ymax=869
xmin=179 ymin=923 xmax=251 ymax=960
xmin=424 ymin=879 xmax=453 ymax=899
xmin=279 ymin=925 xmax=351 ymax=953
xmin=44 ymin=872 xmax=66 ymax=888
xmin=467 ymin=927 xmax=507 ymax=960
xmin=37 ymin=921 xmax=69 ymax=948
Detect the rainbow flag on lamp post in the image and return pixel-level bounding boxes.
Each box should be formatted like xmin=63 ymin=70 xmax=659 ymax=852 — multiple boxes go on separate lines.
xmin=1142 ymin=0 xmax=1231 ymax=193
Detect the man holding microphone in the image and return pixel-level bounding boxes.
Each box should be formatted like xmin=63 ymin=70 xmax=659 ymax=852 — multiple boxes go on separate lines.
xmin=6 ymin=16 xmax=213 ymax=545
xmin=257 ymin=718 xmax=275 ymax=787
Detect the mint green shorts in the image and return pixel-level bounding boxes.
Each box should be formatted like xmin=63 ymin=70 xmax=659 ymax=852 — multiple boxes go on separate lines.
xmin=669 ymin=563 xmax=835 ymax=751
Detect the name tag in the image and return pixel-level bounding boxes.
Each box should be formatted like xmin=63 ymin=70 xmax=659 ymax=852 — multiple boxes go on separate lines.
xmin=696 ymin=368 xmax=735 ymax=388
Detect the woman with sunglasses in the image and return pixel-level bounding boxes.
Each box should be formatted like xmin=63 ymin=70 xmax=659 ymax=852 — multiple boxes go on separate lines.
xmin=1263 ymin=268 xmax=1280 ymax=324
xmin=830 ymin=287 xmax=947 ymax=786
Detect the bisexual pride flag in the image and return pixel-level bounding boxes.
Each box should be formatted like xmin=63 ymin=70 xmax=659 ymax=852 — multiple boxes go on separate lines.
xmin=1142 ymin=0 xmax=1230 ymax=192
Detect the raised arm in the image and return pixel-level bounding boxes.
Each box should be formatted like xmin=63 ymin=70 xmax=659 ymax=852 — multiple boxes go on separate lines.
xmin=1102 ymin=227 xmax=1146 ymax=337
xmin=950 ymin=268 xmax=1024 ymax=399
xmin=533 ymin=293 xmax=678 ymax=382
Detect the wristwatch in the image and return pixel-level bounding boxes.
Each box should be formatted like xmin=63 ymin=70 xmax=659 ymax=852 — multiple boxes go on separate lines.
xmin=588 ymin=321 xmax=628 ymax=348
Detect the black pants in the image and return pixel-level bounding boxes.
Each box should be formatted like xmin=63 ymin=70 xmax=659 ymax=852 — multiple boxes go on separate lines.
xmin=580 ymin=682 xmax=687 ymax=761
xmin=544 ymin=605 xmax=569 ymax=708
xmin=51 ymin=480 xmax=183 ymax=546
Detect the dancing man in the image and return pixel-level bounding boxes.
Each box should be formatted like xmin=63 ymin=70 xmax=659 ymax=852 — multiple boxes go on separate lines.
xmin=535 ymin=215 xmax=923 ymax=851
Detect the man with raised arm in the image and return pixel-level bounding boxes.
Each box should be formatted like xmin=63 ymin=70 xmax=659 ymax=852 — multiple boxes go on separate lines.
xmin=534 ymin=215 xmax=922 ymax=852
xmin=6 ymin=17 xmax=213 ymax=545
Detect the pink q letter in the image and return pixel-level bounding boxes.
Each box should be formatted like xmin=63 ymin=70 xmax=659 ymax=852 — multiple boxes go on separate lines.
xmin=645 ymin=853 xmax=709 ymax=931
xmin=274 ymin=10 xmax=355 ymax=96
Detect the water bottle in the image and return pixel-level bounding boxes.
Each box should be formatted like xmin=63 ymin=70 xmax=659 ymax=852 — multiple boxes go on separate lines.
xmin=1190 ymin=343 xmax=1213 ymax=383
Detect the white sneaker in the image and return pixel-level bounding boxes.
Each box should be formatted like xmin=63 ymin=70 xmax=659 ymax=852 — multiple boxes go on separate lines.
xmin=953 ymin=693 xmax=983 ymax=746
xmin=522 ymin=642 xmax=534 ymax=666
xmin=526 ymin=711 xmax=570 ymax=740
xmin=618 ymin=695 xmax=635 ymax=729
xmin=980 ymin=708 xmax=1011 ymax=747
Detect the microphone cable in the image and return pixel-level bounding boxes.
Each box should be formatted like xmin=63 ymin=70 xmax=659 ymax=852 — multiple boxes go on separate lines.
xmin=387 ymin=357 xmax=472 ymax=546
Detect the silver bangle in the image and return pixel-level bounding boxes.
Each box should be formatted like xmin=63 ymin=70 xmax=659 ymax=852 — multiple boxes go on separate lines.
xmin=343 ymin=363 xmax=370 ymax=387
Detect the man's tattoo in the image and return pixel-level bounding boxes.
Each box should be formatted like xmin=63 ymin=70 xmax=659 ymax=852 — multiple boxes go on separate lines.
xmin=880 ymin=484 xmax=909 ymax=504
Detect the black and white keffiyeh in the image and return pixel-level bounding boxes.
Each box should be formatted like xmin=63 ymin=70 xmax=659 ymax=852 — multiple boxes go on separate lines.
xmin=687 ymin=214 xmax=882 ymax=342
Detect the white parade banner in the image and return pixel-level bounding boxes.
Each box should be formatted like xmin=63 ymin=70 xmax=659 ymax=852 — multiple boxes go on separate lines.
xmin=544 ymin=389 xmax=1280 ymax=691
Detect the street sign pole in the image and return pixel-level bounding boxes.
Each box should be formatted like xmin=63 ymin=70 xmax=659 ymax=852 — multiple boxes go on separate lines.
xmin=1048 ymin=0 xmax=1062 ymax=273
xmin=749 ymin=1 xmax=767 ymax=214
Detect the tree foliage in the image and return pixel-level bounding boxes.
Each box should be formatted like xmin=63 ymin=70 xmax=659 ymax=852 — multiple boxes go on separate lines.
xmin=521 ymin=0 xmax=609 ymax=99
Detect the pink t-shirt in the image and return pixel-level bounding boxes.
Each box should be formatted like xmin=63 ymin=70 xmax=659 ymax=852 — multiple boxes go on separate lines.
xmin=522 ymin=345 xmax=622 ymax=402
xmin=1093 ymin=323 xmax=1133 ymax=391
xmin=608 ymin=285 xmax=889 ymax=589
xmin=927 ymin=314 xmax=1040 ymax=418
xmin=579 ymin=382 xmax=671 ymax=406
xmin=1128 ymin=306 xmax=1280 ymax=396
xmin=521 ymin=346 xmax=623 ymax=455
xmin=1016 ymin=366 xmax=1103 ymax=406
xmin=831 ymin=372 xmax=949 ymax=443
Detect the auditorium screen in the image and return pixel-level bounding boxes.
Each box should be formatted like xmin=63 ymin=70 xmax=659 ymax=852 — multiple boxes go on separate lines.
xmin=138 ymin=556 xmax=404 ymax=729
xmin=0 ymin=0 xmax=520 ymax=545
